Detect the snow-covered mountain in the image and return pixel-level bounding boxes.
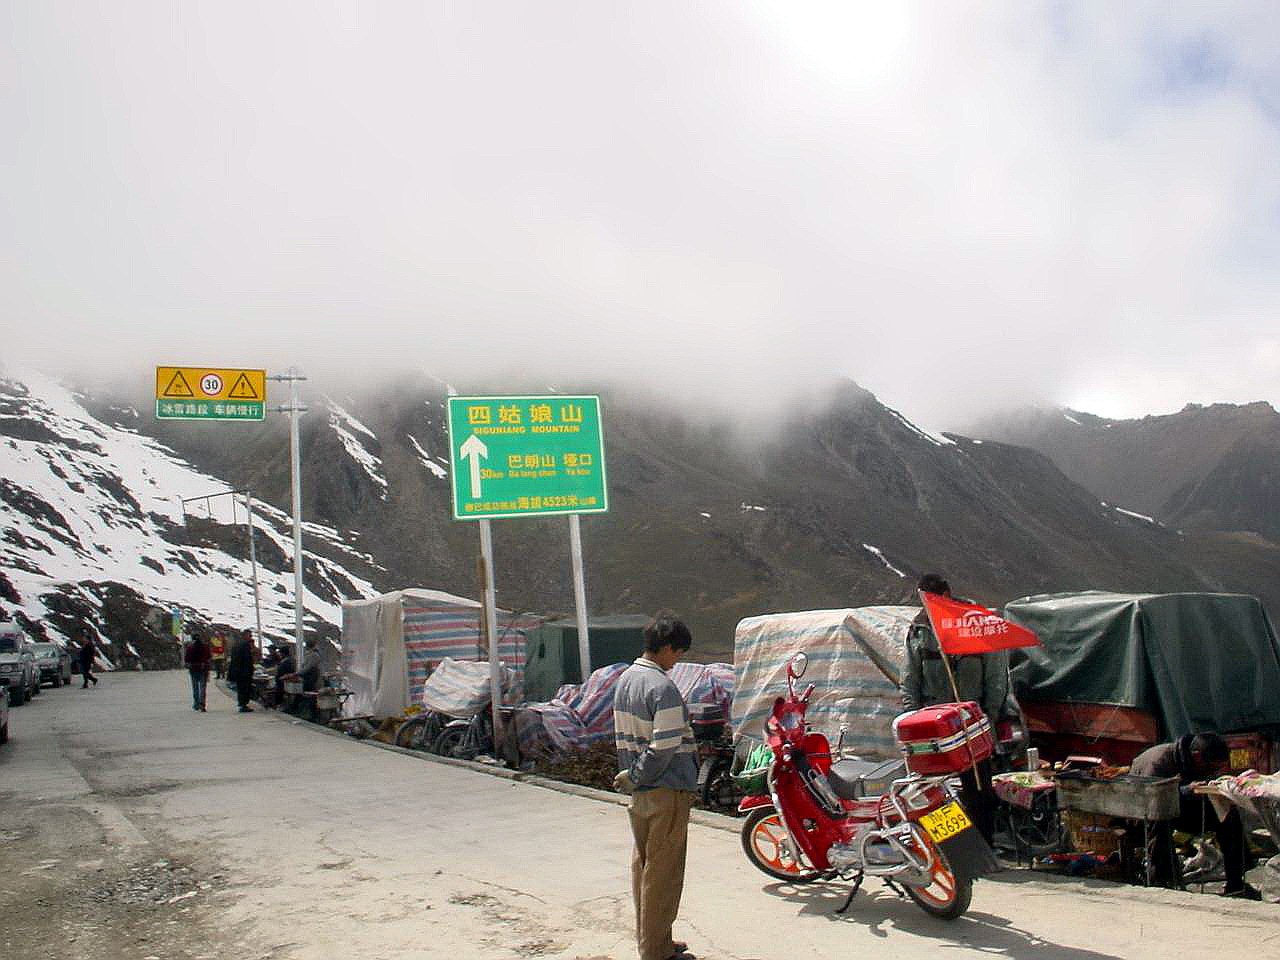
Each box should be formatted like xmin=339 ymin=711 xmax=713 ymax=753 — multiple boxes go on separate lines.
xmin=0 ymin=369 xmax=379 ymax=666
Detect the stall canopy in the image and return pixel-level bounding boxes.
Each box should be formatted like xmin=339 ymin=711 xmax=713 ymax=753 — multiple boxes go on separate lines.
xmin=1006 ymin=592 xmax=1280 ymax=740
xmin=341 ymin=588 xmax=542 ymax=718
xmin=732 ymin=606 xmax=918 ymax=758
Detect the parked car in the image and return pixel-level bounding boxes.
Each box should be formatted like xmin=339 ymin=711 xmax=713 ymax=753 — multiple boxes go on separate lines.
xmin=30 ymin=642 xmax=72 ymax=688
xmin=0 ymin=628 xmax=40 ymax=706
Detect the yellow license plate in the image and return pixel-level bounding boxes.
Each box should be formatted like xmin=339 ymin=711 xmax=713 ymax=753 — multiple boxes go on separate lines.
xmin=920 ymin=801 xmax=972 ymax=843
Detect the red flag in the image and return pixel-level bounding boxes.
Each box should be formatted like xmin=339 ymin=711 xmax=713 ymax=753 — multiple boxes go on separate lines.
xmin=918 ymin=591 xmax=1040 ymax=655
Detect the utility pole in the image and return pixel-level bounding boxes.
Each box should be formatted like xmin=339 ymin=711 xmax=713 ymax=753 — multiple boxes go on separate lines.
xmin=269 ymin=367 xmax=308 ymax=668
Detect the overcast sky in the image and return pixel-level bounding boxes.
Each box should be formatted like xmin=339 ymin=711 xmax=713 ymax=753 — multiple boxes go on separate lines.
xmin=4 ymin=2 xmax=1279 ymax=429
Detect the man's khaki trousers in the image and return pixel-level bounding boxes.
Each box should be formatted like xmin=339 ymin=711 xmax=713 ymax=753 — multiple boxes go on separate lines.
xmin=628 ymin=787 xmax=693 ymax=960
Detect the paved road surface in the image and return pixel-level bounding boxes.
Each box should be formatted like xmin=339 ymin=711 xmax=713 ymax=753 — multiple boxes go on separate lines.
xmin=1 ymin=672 xmax=1276 ymax=960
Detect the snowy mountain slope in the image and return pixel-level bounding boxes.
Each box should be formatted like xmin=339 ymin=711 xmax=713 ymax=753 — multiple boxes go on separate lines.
xmin=0 ymin=369 xmax=377 ymax=663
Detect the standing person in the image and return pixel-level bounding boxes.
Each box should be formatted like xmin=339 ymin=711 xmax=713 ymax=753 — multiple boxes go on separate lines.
xmin=78 ymin=628 xmax=99 ymax=688
xmin=1131 ymin=733 xmax=1259 ymax=898
xmin=185 ymin=630 xmax=211 ymax=711
xmin=901 ymin=573 xmax=1007 ymax=845
xmin=210 ymin=630 xmax=227 ymax=680
xmin=227 ymin=628 xmax=256 ymax=713
xmin=613 ymin=612 xmax=697 ymax=960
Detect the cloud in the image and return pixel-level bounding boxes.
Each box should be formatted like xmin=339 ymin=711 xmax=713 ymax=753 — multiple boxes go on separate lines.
xmin=2 ymin=2 xmax=1278 ymax=427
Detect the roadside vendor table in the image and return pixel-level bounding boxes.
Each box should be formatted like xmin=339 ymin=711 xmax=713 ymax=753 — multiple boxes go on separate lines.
xmin=1193 ymin=772 xmax=1280 ymax=888
xmin=992 ymin=771 xmax=1060 ymax=865
xmin=1056 ymin=772 xmax=1180 ymax=886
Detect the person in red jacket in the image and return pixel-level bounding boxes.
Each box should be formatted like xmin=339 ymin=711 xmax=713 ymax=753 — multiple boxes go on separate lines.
xmin=185 ymin=631 xmax=212 ymax=712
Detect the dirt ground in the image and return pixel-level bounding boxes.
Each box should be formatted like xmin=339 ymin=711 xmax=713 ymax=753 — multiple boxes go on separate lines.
xmin=0 ymin=802 xmax=236 ymax=959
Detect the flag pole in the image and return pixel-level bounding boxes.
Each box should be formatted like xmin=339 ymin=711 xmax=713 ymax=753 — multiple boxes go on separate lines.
xmin=917 ymin=590 xmax=982 ymax=783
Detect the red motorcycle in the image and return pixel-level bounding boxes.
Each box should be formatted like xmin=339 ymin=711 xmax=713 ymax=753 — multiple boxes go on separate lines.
xmin=738 ymin=653 xmax=997 ymax=920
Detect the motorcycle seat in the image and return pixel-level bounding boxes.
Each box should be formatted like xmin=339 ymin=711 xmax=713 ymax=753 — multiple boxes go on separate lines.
xmin=826 ymin=758 xmax=908 ymax=800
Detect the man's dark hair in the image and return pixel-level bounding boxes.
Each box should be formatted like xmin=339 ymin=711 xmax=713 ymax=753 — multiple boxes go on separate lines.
xmin=643 ymin=610 xmax=692 ymax=654
xmin=1190 ymin=733 xmax=1229 ymax=769
xmin=918 ymin=573 xmax=950 ymax=596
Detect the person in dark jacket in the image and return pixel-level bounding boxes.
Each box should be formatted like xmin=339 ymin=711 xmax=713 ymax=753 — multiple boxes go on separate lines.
xmin=184 ymin=631 xmax=212 ymax=711
xmin=78 ymin=629 xmax=99 ymax=688
xmin=1130 ymin=733 xmax=1258 ymax=898
xmin=227 ymin=628 xmax=256 ymax=713
xmin=900 ymin=573 xmax=1005 ymax=844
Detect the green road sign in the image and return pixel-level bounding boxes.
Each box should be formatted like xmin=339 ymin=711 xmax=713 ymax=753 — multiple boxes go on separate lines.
xmin=446 ymin=395 xmax=608 ymax=520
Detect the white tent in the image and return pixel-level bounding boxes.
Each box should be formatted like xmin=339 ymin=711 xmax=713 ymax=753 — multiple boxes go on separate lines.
xmin=341 ymin=588 xmax=538 ymax=719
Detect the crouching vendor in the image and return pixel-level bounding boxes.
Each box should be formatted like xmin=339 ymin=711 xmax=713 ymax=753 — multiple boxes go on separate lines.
xmin=1130 ymin=733 xmax=1259 ymax=899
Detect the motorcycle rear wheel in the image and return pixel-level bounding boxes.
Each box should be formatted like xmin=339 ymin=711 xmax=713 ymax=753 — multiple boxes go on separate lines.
xmin=741 ymin=807 xmax=821 ymax=883
xmin=903 ymin=829 xmax=972 ymax=920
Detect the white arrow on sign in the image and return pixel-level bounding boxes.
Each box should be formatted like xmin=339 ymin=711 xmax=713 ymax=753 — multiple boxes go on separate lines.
xmin=459 ymin=434 xmax=489 ymax=498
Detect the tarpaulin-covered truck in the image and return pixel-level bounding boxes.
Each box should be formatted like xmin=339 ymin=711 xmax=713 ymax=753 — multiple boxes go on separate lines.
xmin=1006 ymin=591 xmax=1280 ymax=768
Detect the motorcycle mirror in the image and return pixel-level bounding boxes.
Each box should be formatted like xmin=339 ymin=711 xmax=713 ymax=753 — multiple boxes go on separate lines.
xmin=788 ymin=652 xmax=808 ymax=680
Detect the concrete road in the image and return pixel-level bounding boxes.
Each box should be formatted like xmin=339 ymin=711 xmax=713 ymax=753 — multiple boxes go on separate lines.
xmin=1 ymin=672 xmax=1276 ymax=960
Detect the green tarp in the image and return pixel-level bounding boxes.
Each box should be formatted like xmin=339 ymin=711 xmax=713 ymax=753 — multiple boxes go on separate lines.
xmin=1005 ymin=591 xmax=1280 ymax=740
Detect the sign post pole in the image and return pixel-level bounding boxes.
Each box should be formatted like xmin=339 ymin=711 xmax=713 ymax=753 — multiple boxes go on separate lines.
xmin=244 ymin=493 xmax=264 ymax=644
xmin=267 ymin=367 xmax=308 ymax=665
xmin=288 ymin=367 xmax=305 ymax=667
xmin=568 ymin=514 xmax=591 ymax=680
xmin=478 ymin=518 xmax=503 ymax=746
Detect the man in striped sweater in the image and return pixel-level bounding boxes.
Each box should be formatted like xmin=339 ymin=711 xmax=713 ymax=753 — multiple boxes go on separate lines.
xmin=613 ymin=612 xmax=697 ymax=960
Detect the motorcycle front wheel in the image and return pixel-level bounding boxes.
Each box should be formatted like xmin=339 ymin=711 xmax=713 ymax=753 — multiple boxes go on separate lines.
xmin=902 ymin=829 xmax=973 ymax=920
xmin=740 ymin=807 xmax=821 ymax=883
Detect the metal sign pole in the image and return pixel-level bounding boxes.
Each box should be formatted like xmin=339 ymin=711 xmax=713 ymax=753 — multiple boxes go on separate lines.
xmin=245 ymin=492 xmax=264 ymax=644
xmin=568 ymin=514 xmax=591 ymax=681
xmin=288 ymin=367 xmax=305 ymax=667
xmin=478 ymin=518 xmax=503 ymax=745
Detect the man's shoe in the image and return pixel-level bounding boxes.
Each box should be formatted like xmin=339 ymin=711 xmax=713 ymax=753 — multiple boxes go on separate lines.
xmin=239 ymin=706 xmax=253 ymax=713
xmin=1224 ymin=883 xmax=1262 ymax=900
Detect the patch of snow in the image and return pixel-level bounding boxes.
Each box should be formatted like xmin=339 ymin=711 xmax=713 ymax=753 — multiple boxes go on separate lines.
xmin=740 ymin=503 xmax=767 ymax=512
xmin=1113 ymin=506 xmax=1158 ymax=525
xmin=971 ymin=439 xmax=983 ymax=445
xmin=407 ymin=435 xmax=448 ymax=479
xmin=326 ymin=401 xmax=388 ymax=498
xmin=699 ymin=512 xmax=711 ymax=519
xmin=126 ymin=642 xmax=139 ymax=657
xmin=1063 ymin=412 xmax=1082 ymax=425
xmin=0 ymin=368 xmax=377 ymax=647
xmin=862 ymin=543 xmax=906 ymax=578
xmin=885 ymin=406 xmax=955 ymax=447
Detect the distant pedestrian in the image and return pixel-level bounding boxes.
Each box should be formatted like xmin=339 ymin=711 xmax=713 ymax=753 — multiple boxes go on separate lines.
xmin=227 ymin=627 xmax=256 ymax=713
xmin=78 ymin=628 xmax=99 ymax=688
xmin=185 ymin=631 xmax=212 ymax=711
xmin=613 ymin=611 xmax=697 ymax=960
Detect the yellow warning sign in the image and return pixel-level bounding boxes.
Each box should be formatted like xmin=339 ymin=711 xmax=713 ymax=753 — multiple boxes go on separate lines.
xmin=155 ymin=367 xmax=266 ymax=421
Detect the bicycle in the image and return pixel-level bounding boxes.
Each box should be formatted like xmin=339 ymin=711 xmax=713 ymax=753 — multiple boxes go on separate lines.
xmin=394 ymin=709 xmax=452 ymax=751
xmin=432 ymin=705 xmax=518 ymax=762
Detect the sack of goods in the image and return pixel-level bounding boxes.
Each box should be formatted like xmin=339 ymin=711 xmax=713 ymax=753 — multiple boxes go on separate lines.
xmin=892 ymin=701 xmax=993 ymax=776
